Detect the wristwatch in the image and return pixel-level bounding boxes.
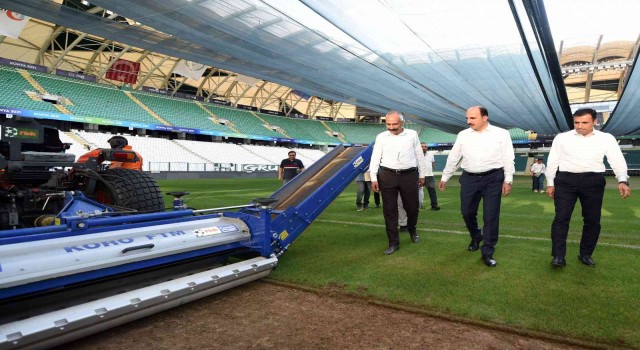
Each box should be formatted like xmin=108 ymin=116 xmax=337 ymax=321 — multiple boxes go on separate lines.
xmin=504 ymin=181 xmax=512 ymax=185
xmin=619 ymin=181 xmax=630 ymax=187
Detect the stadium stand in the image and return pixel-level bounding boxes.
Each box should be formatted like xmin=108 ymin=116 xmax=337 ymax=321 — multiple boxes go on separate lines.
xmin=433 ymin=154 xmax=448 ymax=172
xmin=174 ymin=139 xmax=271 ymax=165
xmin=403 ymin=122 xmax=423 ymax=135
xmin=60 ymin=130 xmax=326 ymax=172
xmin=0 ymin=66 xmax=60 ymax=113
xmin=240 ymin=144 xmax=323 ymax=165
xmin=514 ymin=154 xmax=530 ymax=172
xmin=3 ymin=65 xmax=540 ymax=147
xmin=74 ymin=131 xmax=208 ymax=171
xmin=257 ymin=113 xmax=338 ymax=143
xmin=329 ymin=122 xmax=382 ymax=144
xmin=29 ymin=71 xmax=158 ymax=124
xmin=607 ymin=150 xmax=640 ymax=175
xmin=294 ymin=148 xmax=326 ymax=163
xmin=58 ymin=131 xmax=92 ymax=157
xmin=508 ymin=128 xmax=529 ymax=141
xmin=419 ymin=127 xmax=457 ymax=144
xmin=131 ymin=92 xmax=231 ymax=132
xmin=201 ymin=104 xmax=283 ymax=138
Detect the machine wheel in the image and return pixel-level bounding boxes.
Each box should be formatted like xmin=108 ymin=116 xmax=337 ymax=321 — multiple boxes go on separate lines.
xmin=93 ymin=168 xmax=165 ymax=213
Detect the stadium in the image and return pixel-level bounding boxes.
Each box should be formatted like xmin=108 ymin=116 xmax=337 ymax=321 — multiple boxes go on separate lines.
xmin=0 ymin=0 xmax=638 ymax=349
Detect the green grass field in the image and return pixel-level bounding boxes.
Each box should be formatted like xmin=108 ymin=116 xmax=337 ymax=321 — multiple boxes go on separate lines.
xmin=159 ymin=176 xmax=640 ymax=347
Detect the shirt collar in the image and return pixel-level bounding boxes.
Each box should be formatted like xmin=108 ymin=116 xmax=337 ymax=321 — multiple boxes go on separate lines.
xmin=384 ymin=128 xmax=408 ymax=136
xmin=470 ymin=123 xmax=494 ymax=133
xmin=570 ymin=129 xmax=596 ymax=137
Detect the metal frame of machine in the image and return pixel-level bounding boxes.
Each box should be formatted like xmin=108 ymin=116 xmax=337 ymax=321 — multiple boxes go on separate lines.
xmin=0 ymin=142 xmax=373 ymax=349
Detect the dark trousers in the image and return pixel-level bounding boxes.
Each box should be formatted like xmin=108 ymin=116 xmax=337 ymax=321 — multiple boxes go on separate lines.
xmin=425 ymin=176 xmax=438 ymax=207
xmin=378 ymin=169 xmax=420 ymax=247
xmin=373 ymin=191 xmax=381 ymax=206
xmin=459 ymin=170 xmax=504 ymax=256
xmin=356 ymin=181 xmax=371 ymax=207
xmin=532 ymin=175 xmax=545 ymax=191
xmin=551 ymin=172 xmax=605 ymax=257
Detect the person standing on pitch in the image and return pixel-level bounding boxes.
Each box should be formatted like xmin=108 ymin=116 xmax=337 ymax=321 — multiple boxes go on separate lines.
xmin=530 ymin=157 xmax=546 ymax=193
xmin=546 ymin=108 xmax=631 ymax=268
xmin=278 ymin=150 xmax=304 ymax=185
xmin=355 ymin=171 xmax=372 ymax=211
xmin=370 ymin=111 xmax=427 ymax=255
xmin=421 ymin=143 xmax=440 ymax=210
xmin=398 ymin=143 xmax=441 ymax=229
xmin=438 ymin=106 xmax=515 ymax=267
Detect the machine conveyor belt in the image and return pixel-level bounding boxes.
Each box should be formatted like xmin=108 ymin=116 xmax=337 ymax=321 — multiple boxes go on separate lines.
xmin=270 ymin=145 xmax=363 ymax=211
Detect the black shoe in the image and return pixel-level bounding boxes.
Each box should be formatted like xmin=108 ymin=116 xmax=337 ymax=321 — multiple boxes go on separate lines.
xmin=482 ymin=254 xmax=497 ymax=267
xmin=431 ymin=206 xmax=441 ymax=211
xmin=399 ymin=226 xmax=408 ymax=232
xmin=375 ymin=204 xmax=381 ymax=208
xmin=551 ymin=256 xmax=566 ymax=267
xmin=363 ymin=206 xmax=369 ymax=210
xmin=468 ymin=239 xmax=481 ymax=252
xmin=384 ymin=245 xmax=399 ymax=255
xmin=409 ymin=231 xmax=420 ymax=243
xmin=578 ymin=254 xmax=596 ymax=267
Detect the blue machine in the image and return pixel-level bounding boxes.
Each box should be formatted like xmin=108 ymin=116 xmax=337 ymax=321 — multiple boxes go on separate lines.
xmin=0 ymin=144 xmax=372 ymax=349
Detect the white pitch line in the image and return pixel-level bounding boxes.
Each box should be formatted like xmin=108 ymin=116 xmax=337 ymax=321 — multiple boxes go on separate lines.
xmin=316 ymin=219 xmax=640 ymax=250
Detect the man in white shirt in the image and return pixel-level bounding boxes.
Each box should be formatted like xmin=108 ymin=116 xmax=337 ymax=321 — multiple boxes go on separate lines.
xmin=370 ymin=111 xmax=428 ymax=255
xmin=421 ymin=143 xmax=440 ymax=210
xmin=438 ymin=106 xmax=515 ymax=267
xmin=546 ymin=108 xmax=631 ymax=268
xmin=530 ymin=157 xmax=546 ymax=192
xmin=397 ymin=143 xmax=441 ymax=231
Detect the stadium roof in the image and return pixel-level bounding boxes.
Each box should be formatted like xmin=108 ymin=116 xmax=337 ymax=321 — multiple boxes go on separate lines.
xmin=2 ymin=0 xmax=640 ymax=135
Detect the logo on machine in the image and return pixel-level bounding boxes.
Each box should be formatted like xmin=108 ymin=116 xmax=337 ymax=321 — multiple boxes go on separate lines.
xmin=193 ymin=225 xmax=239 ymax=237
xmin=352 ymin=156 xmax=363 ymax=168
xmin=2 ymin=126 xmax=40 ymax=140
xmin=193 ymin=227 xmax=222 ymax=237
xmin=3 ymin=127 xmax=18 ymax=137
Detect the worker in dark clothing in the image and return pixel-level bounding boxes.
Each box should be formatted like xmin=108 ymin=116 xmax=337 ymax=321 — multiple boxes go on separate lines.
xmin=278 ymin=150 xmax=304 ymax=184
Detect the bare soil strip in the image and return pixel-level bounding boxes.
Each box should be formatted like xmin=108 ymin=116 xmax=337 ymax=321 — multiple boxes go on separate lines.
xmin=59 ymin=281 xmax=621 ymax=350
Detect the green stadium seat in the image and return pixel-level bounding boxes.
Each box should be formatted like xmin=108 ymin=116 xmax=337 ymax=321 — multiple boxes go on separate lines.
xmin=30 ymin=71 xmax=157 ymax=124
xmin=131 ymin=92 xmax=231 ymax=132
xmin=201 ymin=104 xmax=282 ymax=137
xmin=0 ymin=66 xmax=60 ymax=113
xmin=257 ymin=113 xmax=337 ymax=143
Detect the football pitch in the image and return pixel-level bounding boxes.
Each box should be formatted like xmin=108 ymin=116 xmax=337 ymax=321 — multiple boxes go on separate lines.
xmin=158 ymin=176 xmax=640 ymax=347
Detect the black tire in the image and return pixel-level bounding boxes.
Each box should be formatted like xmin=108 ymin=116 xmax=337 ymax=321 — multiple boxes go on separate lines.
xmin=93 ymin=169 xmax=165 ymax=213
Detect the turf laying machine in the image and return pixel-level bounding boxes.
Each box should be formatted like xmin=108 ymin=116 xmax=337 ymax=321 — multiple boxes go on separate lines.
xmin=0 ymin=117 xmax=373 ymax=349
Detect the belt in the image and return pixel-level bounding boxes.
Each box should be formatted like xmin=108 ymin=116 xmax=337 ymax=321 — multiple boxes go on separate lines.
xmin=557 ymin=171 xmax=603 ymax=176
xmin=380 ymin=166 xmax=417 ymax=174
xmin=464 ymin=168 xmax=503 ymax=176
